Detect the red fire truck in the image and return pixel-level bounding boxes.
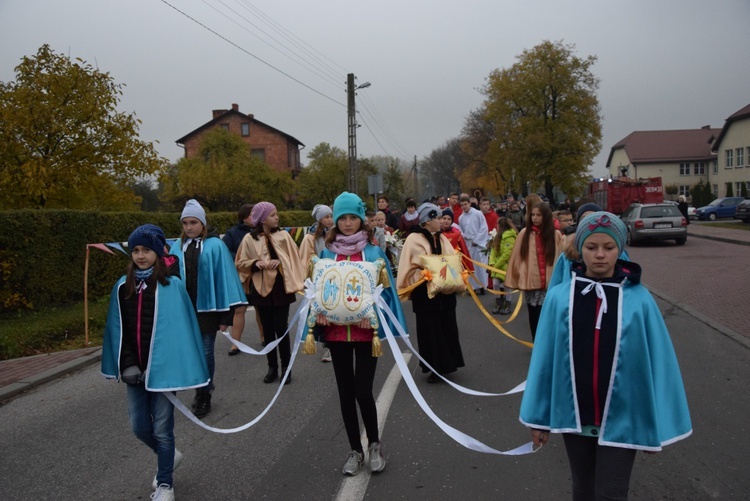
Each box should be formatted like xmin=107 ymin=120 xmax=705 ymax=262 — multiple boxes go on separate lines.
xmin=587 ymin=177 xmax=663 ymax=215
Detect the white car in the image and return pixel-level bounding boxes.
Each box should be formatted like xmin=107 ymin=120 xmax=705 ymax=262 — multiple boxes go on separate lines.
xmin=663 ymin=200 xmax=696 ymax=220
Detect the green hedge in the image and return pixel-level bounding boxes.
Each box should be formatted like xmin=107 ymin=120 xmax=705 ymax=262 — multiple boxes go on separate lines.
xmin=0 ymin=209 xmax=313 ymax=313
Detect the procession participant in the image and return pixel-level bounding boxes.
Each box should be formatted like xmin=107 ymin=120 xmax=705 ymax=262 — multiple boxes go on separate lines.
xmin=520 ymin=212 xmax=691 ymax=500
xmin=458 ymin=195 xmax=489 ymax=294
xmin=397 ymin=203 xmax=465 ymax=383
xmin=169 ymin=199 xmax=247 ymax=418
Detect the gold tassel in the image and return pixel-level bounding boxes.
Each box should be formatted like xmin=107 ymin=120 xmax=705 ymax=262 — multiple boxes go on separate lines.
xmin=303 ymin=329 xmax=317 ymax=355
xmin=372 ymin=334 xmax=383 ymax=357
xmin=379 ymin=266 xmax=391 ymax=288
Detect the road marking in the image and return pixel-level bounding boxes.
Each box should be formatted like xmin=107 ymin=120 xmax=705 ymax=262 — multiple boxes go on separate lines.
xmin=334 ymin=353 xmax=413 ymax=501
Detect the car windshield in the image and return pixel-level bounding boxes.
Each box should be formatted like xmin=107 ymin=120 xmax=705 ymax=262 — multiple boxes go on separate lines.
xmin=641 ymin=206 xmax=681 ymax=218
xmin=708 ymin=199 xmax=723 ymax=206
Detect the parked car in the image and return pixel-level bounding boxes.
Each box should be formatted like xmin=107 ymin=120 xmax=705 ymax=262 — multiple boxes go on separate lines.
xmin=695 ymin=197 xmax=745 ymax=221
xmin=620 ymin=203 xmax=688 ymax=245
xmin=736 ymin=199 xmax=750 ymax=223
xmin=663 ymin=200 xmax=697 ymax=219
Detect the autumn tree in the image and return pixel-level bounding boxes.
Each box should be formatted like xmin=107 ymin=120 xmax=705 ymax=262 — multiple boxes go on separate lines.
xmin=464 ymin=40 xmax=602 ymax=200
xmin=0 ymin=44 xmax=168 ymax=209
xmin=160 ymin=128 xmax=293 ymax=211
xmin=419 ymin=138 xmax=465 ymax=199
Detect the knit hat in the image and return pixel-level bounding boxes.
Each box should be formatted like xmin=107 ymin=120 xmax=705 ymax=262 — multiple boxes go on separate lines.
xmin=333 ymin=192 xmax=366 ymax=223
xmin=311 ymin=204 xmax=333 ymax=222
xmin=442 ymin=208 xmax=454 ymax=221
xmin=575 ymin=211 xmax=627 ymax=256
xmin=127 ymin=224 xmax=166 ymax=257
xmin=251 ymin=201 xmax=276 ymax=227
xmin=576 ymin=202 xmax=602 ymax=222
xmin=418 ymin=203 xmax=441 ymax=224
xmin=181 ymin=199 xmax=206 ymax=226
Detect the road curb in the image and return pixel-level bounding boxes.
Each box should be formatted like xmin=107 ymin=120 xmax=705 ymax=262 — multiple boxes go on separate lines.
xmin=647 ymin=286 xmax=750 ymax=350
xmin=688 ymin=232 xmax=750 ymax=247
xmin=0 ymin=348 xmax=103 ymax=403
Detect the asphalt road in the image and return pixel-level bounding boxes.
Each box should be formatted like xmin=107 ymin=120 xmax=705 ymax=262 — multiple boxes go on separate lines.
xmin=1 ymin=241 xmax=749 ymax=500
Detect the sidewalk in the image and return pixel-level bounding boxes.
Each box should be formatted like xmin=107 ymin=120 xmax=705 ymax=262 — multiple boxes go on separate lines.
xmin=1 ymin=222 xmax=748 ymax=404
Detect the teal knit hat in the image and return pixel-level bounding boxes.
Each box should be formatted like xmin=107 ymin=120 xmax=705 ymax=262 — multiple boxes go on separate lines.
xmin=575 ymin=211 xmax=627 ymax=256
xmin=333 ymin=192 xmax=367 ymax=223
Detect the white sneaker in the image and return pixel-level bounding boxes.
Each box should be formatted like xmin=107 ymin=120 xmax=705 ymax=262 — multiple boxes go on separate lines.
xmin=321 ymin=347 xmax=332 ymax=363
xmin=150 ymin=484 xmax=175 ymax=501
xmin=368 ymin=441 xmax=386 ymax=473
xmin=152 ymin=449 xmax=183 ymax=489
xmin=342 ymin=450 xmax=364 ymax=476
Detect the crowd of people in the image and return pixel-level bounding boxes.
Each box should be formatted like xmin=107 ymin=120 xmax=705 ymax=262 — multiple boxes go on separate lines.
xmin=101 ymin=191 xmax=691 ymax=501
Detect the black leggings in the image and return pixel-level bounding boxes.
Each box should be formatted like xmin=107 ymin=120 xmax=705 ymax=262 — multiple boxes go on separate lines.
xmin=563 ymin=433 xmax=637 ymax=501
xmin=329 ymin=342 xmax=379 ymax=452
xmin=527 ymin=303 xmax=542 ymax=341
xmin=256 ymin=304 xmax=290 ymax=370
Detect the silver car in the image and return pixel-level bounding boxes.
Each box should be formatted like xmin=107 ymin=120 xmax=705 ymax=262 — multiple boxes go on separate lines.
xmin=620 ymin=203 xmax=688 ymax=245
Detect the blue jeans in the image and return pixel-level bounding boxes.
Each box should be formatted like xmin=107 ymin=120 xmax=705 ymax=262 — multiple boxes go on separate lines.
xmin=127 ymin=385 xmax=175 ymax=487
xmin=198 ymin=331 xmax=216 ymax=394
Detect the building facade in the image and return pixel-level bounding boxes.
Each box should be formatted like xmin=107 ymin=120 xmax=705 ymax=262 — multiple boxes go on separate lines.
xmin=606 ymin=103 xmax=750 ymax=200
xmin=176 ymin=103 xmax=304 ymax=178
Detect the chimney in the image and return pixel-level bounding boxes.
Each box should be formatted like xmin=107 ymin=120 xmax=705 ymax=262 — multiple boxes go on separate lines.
xmin=212 ymin=108 xmax=227 ymax=120
xmin=232 ymin=103 xmax=239 ymax=111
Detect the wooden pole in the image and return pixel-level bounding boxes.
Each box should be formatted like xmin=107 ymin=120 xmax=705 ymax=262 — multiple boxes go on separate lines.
xmin=84 ymin=245 xmax=90 ymax=346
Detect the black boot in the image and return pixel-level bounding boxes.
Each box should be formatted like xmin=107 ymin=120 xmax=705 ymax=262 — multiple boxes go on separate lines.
xmin=281 ymin=367 xmax=291 ymax=385
xmin=194 ymin=392 xmax=212 ymax=418
xmin=492 ymin=298 xmax=503 ymax=314
xmin=263 ymin=366 xmax=278 ymax=384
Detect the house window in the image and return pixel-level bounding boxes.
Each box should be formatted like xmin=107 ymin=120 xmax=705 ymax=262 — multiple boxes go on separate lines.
xmin=251 ymin=148 xmax=265 ymax=162
xmin=679 ymin=185 xmax=691 ymax=197
xmin=726 ymin=149 xmax=733 ymax=168
xmin=713 ymin=161 xmax=718 ymax=174
xmin=221 ymin=123 xmax=229 ymax=131
xmin=693 ymin=162 xmax=705 ymax=175
xmin=241 ymin=123 xmax=250 ymax=136
xmin=736 ymin=182 xmax=744 ymax=196
xmin=713 ymin=184 xmax=718 ymax=196
xmin=679 ymin=162 xmax=690 ymax=176
xmin=737 ymin=147 xmax=745 ymax=167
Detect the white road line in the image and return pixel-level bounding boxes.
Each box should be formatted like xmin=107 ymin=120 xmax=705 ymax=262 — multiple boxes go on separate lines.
xmin=334 ymin=353 xmax=413 ymax=501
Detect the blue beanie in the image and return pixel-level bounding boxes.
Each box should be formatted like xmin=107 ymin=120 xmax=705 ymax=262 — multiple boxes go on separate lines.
xmin=575 ymin=211 xmax=627 ymax=256
xmin=417 ymin=203 xmax=441 ymax=224
xmin=128 ymin=224 xmax=166 ymax=257
xmin=576 ymin=202 xmax=602 ymax=222
xmin=333 ymin=192 xmax=366 ymax=223
xmin=442 ymin=208 xmax=454 ymax=221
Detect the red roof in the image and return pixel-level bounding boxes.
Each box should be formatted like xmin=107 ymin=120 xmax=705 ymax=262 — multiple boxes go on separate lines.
xmin=175 ymin=107 xmax=304 ymax=147
xmin=607 ymin=127 xmax=720 ymax=166
xmin=711 ymin=103 xmax=750 ymax=152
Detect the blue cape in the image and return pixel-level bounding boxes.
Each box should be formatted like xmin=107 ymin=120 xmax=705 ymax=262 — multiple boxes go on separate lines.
xmin=169 ymin=237 xmax=247 ymax=312
xmin=320 ymin=244 xmax=407 ymax=339
xmin=520 ymin=271 xmax=692 ymax=450
xmin=101 ymin=276 xmax=210 ymax=391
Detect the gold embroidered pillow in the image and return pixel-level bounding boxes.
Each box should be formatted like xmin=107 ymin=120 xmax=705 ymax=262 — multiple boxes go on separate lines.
xmin=307 ymin=257 xmax=385 ymax=327
xmin=419 ymin=254 xmax=466 ymax=299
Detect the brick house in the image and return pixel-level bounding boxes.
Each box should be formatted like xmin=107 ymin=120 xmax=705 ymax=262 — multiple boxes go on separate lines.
xmin=176 ymin=103 xmax=304 ymax=178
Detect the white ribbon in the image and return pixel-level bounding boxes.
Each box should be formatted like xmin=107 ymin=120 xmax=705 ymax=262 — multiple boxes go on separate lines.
xmin=578 ymin=278 xmax=622 ymax=330
xmin=164 ymin=288 xmax=312 ymax=433
xmin=372 ymin=286 xmax=536 ymax=456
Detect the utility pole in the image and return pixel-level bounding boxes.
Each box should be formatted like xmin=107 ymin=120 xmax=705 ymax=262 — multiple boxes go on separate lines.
xmin=347 ymin=73 xmax=357 ymax=193
xmin=347 ymin=74 xmax=371 ymax=193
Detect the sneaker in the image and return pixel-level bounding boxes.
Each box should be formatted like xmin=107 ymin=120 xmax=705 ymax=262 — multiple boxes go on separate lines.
xmin=342 ymin=450 xmax=364 ymax=476
xmin=491 ymin=304 xmax=501 ymax=314
xmin=499 ymin=304 xmax=511 ymax=315
xmin=368 ymin=442 xmax=386 ymax=473
xmin=194 ymin=393 xmax=211 ymax=419
xmin=150 ymin=484 xmax=175 ymax=501
xmin=152 ymin=449 xmax=183 ymax=489
xmin=321 ymin=347 xmax=332 ymax=363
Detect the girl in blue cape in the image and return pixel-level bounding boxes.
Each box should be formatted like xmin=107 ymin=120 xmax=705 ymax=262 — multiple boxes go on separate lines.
xmin=102 ymin=224 xmax=209 ymax=501
xmin=314 ymin=192 xmax=406 ymax=477
xmin=520 ymin=211 xmax=691 ymax=500
xmin=169 ymin=199 xmax=247 ymax=418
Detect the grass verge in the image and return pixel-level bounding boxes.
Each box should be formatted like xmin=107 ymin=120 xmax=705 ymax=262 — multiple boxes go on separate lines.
xmin=0 ymin=299 xmax=108 ymax=360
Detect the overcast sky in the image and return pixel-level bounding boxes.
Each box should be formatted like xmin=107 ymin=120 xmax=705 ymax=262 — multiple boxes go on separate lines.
xmin=2 ymin=0 xmax=749 ymax=186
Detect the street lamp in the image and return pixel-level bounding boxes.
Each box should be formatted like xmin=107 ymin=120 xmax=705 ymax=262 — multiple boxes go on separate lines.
xmin=347 ymin=73 xmax=371 ymax=193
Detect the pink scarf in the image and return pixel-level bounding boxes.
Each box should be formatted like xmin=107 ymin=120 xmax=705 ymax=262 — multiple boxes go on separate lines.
xmin=328 ymin=230 xmax=369 ymax=256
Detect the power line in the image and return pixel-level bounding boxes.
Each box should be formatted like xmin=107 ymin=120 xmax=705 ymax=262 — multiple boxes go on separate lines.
xmin=158 ymin=0 xmax=345 ymax=108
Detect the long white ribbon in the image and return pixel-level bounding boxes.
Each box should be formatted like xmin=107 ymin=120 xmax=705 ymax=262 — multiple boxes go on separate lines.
xmin=164 ymin=287 xmax=313 ymax=433
xmin=373 ymin=286 xmax=536 ymax=455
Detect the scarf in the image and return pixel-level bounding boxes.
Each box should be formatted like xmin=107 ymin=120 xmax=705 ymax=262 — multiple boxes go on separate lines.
xmin=404 ymin=211 xmax=419 ymax=222
xmin=328 ymin=230 xmax=369 ymax=256
xmin=134 ymin=267 xmax=153 ymax=294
